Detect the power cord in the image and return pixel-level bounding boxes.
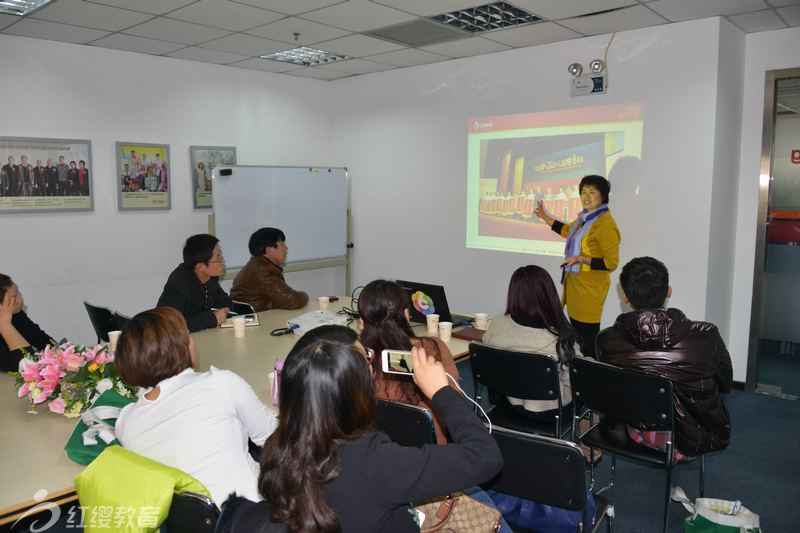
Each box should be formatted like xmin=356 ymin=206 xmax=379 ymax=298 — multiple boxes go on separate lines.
xmin=445 ymin=371 xmax=491 ymax=434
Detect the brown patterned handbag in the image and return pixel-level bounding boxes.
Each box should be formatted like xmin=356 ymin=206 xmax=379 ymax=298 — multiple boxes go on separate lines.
xmin=416 ymin=492 xmax=502 ymax=533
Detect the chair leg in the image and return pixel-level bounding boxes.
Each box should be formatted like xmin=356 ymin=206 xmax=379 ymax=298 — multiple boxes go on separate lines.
xmin=699 ymin=455 xmax=705 ymax=498
xmin=663 ymin=461 xmax=674 ymax=533
xmin=596 ymin=453 xmax=616 ymax=495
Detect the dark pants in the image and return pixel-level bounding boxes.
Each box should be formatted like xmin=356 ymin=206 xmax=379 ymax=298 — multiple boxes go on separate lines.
xmin=570 ymin=318 xmax=600 ymax=360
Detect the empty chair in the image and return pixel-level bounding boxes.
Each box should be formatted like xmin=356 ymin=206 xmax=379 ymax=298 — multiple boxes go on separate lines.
xmin=377 ymin=398 xmax=437 ymax=447
xmin=483 ymin=426 xmax=612 ymax=533
xmin=84 ymin=301 xmax=121 ymax=343
xmin=163 ymin=491 xmax=219 ymax=533
xmin=114 ymin=311 xmax=131 ymax=331
xmin=569 ymin=357 xmax=705 ymax=533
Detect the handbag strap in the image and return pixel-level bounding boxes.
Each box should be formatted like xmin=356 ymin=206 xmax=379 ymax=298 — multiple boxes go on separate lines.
xmin=420 ymin=495 xmax=459 ymax=533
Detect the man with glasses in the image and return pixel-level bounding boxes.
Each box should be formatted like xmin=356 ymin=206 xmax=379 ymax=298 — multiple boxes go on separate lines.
xmin=157 ymin=234 xmax=233 ymax=332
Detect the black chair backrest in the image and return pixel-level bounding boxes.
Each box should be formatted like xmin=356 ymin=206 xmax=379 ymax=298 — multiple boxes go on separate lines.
xmin=569 ymin=357 xmax=674 ymax=426
xmin=83 ymin=301 xmax=120 ymax=343
xmin=163 ymin=491 xmax=219 ymax=533
xmin=378 ymin=399 xmax=436 ymax=447
xmin=114 ymin=311 xmax=131 ymax=331
xmin=232 ymin=301 xmax=255 ymax=316
xmin=485 ymin=427 xmax=587 ymax=513
xmin=470 ymin=342 xmax=561 ymax=402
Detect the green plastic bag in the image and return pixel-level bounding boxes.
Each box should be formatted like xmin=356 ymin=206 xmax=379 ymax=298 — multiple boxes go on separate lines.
xmin=64 ymin=390 xmax=134 ymax=465
xmin=673 ymin=487 xmax=760 ymax=533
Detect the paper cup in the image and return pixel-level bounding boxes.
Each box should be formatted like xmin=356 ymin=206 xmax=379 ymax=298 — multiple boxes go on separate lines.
xmin=474 ymin=313 xmax=488 ymax=330
xmin=426 ymin=314 xmax=439 ymax=333
xmin=107 ymin=330 xmax=122 ymax=353
xmin=232 ymin=316 xmax=246 ymax=337
xmin=439 ymin=321 xmax=453 ymax=341
xmin=318 ymin=296 xmax=330 ymax=310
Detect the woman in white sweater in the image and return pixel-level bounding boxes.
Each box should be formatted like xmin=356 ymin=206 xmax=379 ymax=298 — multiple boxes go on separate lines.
xmin=115 ymin=307 xmax=278 ymax=504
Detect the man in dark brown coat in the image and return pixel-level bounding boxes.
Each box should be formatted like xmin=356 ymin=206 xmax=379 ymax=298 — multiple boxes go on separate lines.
xmin=596 ymin=256 xmax=732 ymax=457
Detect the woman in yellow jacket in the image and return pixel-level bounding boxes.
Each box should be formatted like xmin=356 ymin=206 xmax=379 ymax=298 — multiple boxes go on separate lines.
xmin=534 ymin=175 xmax=620 ymax=358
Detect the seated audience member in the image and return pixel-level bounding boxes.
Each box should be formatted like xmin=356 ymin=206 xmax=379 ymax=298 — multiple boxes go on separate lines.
xmin=0 ymin=274 xmax=56 ymax=372
xmin=115 ymin=308 xmax=277 ymax=504
xmin=596 ymin=256 xmax=732 ymax=459
xmin=157 ymin=234 xmax=232 ymax=332
xmin=230 ymin=228 xmax=308 ymax=312
xmin=216 ymin=326 xmax=503 ymax=533
xmin=358 ymin=280 xmax=459 ymax=444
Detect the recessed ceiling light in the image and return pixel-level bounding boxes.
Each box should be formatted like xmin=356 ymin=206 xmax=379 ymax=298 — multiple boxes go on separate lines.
xmin=0 ymin=0 xmax=55 ymax=16
xmin=261 ymin=47 xmax=353 ymax=67
xmin=429 ymin=2 xmax=542 ymax=34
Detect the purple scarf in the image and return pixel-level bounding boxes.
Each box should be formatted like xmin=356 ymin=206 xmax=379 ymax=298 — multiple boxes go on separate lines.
xmin=562 ymin=204 xmax=609 ymax=282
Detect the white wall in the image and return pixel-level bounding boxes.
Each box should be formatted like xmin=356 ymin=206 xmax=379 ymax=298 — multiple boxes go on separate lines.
xmin=331 ymin=18 xmax=725 ymax=331
xmin=730 ymin=26 xmax=800 ymax=382
xmin=0 ymin=34 xmax=334 ymax=346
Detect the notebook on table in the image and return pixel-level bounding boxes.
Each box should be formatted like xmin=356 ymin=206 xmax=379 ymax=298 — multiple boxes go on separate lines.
xmin=395 ymin=280 xmax=473 ymax=326
xmin=220 ymin=313 xmax=260 ymax=328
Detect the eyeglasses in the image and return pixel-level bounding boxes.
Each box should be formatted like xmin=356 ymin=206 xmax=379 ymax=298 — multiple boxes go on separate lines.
xmin=207 ymin=252 xmax=225 ymax=264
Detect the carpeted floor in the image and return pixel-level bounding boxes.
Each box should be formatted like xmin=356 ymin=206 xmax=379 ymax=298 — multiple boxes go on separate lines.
xmin=455 ymin=358 xmax=800 ymax=532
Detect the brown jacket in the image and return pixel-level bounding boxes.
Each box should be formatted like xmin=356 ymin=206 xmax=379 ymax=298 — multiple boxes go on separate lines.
xmin=230 ymin=256 xmax=308 ymax=312
xmin=596 ymin=308 xmax=732 ymax=456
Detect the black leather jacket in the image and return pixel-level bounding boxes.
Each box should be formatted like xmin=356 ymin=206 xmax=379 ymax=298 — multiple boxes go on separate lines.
xmin=596 ymin=308 xmax=732 ymax=456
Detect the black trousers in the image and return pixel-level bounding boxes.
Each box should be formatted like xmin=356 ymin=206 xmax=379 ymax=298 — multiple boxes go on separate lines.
xmin=570 ymin=318 xmax=600 ymax=359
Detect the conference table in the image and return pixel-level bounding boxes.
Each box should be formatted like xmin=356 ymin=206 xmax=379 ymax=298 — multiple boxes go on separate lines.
xmin=0 ymin=297 xmax=475 ymax=523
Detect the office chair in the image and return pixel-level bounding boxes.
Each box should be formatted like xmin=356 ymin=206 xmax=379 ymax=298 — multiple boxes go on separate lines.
xmin=484 ymin=426 xmax=612 ymax=533
xmin=83 ymin=301 xmax=121 ymax=344
xmin=377 ymin=399 xmax=437 ymax=447
xmin=114 ymin=311 xmax=131 ymax=331
xmin=470 ymin=342 xmax=583 ymax=440
xmin=163 ymin=491 xmax=219 ymax=533
xmin=569 ymin=357 xmax=705 ymax=533
xmin=231 ymin=301 xmax=255 ymax=316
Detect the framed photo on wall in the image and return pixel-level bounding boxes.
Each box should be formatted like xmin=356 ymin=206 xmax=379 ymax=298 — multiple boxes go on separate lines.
xmin=190 ymin=146 xmax=237 ymax=209
xmin=117 ymin=142 xmax=171 ymax=211
xmin=0 ymin=136 xmax=93 ymax=214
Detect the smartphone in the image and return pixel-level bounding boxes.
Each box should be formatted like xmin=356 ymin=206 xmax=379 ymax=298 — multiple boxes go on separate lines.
xmin=381 ymin=349 xmax=414 ymax=375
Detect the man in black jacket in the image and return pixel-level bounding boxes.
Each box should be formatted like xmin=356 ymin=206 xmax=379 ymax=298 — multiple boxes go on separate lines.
xmin=596 ymin=256 xmax=732 ymax=458
xmin=157 ymin=234 xmax=232 ymax=333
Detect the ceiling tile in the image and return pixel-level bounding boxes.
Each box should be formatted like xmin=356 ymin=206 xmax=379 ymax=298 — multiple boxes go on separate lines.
xmin=232 ymin=0 xmax=346 ymax=16
xmin=245 ymin=16 xmax=351 ymax=45
xmin=777 ymin=5 xmax=800 ymax=25
xmin=199 ymin=33 xmax=289 ymax=56
xmin=1 ymin=18 xmax=110 ymax=44
xmin=166 ymin=0 xmax=285 ymax=32
xmin=482 ymin=21 xmax=583 ymax=47
xmin=370 ymin=0 xmax=487 ymax=17
xmin=227 ymin=57 xmax=307 ymax=72
xmin=366 ymin=47 xmax=449 ymax=67
xmin=84 ymin=0 xmax=197 ymax=16
xmin=90 ymin=33 xmax=186 ymax=55
xmin=124 ymin=18 xmax=232 ymax=45
xmin=312 ymin=33 xmax=405 ymax=56
xmin=420 ymin=36 xmax=511 ymax=58
xmin=558 ymin=5 xmax=667 ymax=35
xmin=30 ymin=0 xmax=153 ymax=31
xmin=286 ymin=67 xmax=351 ymax=80
xmin=0 ymin=13 xmax=19 ymax=30
xmin=299 ymin=0 xmax=416 ymax=32
xmin=511 ymin=0 xmax=637 ymax=21
xmin=769 ymin=0 xmax=800 ymax=7
xmin=314 ymin=58 xmax=395 ymax=74
xmin=647 ymin=0 xmax=771 ymax=22
xmin=165 ymin=46 xmax=250 ymax=64
xmin=729 ymin=9 xmax=788 ymax=31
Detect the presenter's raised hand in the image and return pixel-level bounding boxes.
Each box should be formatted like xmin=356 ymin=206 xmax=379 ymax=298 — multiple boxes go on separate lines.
xmin=214 ymin=307 xmax=230 ymax=326
xmin=412 ymin=346 xmax=449 ymax=400
xmin=534 ymin=200 xmax=553 ymax=226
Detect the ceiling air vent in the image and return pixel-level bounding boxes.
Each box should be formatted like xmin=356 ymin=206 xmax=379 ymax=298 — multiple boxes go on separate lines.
xmin=366 ymin=18 xmax=472 ymax=47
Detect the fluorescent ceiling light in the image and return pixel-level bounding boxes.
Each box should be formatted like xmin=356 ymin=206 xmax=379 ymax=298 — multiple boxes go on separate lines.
xmin=261 ymin=47 xmax=353 ymax=67
xmin=0 ymin=0 xmax=54 ymax=16
xmin=430 ymin=2 xmax=542 ymax=34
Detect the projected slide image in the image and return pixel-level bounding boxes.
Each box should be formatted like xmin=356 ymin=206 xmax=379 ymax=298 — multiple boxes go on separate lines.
xmin=467 ymin=103 xmax=643 ymax=257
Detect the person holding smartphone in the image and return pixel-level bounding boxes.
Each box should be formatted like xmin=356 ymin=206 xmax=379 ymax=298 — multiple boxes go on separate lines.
xmin=0 ymin=274 xmax=55 ymax=372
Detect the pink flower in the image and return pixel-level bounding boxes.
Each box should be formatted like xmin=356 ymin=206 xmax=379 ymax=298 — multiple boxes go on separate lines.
xmin=39 ymin=363 xmax=65 ymax=384
xmin=60 ymin=352 xmax=85 ymax=372
xmin=20 ymin=361 xmax=42 ymax=382
xmin=83 ymin=345 xmax=103 ymax=362
xmin=37 ymin=379 xmax=57 ymax=397
xmin=30 ymin=386 xmax=48 ymax=404
xmin=19 ymin=382 xmax=32 ymax=397
xmin=49 ymin=397 xmax=66 ymax=414
xmin=95 ymin=351 xmax=113 ymax=365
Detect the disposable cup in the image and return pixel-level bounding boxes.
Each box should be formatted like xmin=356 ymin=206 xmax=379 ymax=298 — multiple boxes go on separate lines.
xmin=108 ymin=330 xmax=122 ymax=353
xmin=439 ymin=321 xmax=453 ymax=341
xmin=474 ymin=313 xmax=488 ymax=330
xmin=426 ymin=314 xmax=439 ymax=333
xmin=232 ymin=316 xmax=246 ymax=337
xmin=318 ymin=296 xmax=330 ymax=310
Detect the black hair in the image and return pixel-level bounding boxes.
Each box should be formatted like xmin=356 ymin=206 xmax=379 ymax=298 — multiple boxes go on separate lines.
xmin=579 ymin=175 xmax=611 ymax=204
xmin=182 ymin=234 xmax=219 ymax=269
xmin=619 ymin=257 xmax=670 ymax=309
xmin=248 ymin=227 xmax=286 ymax=257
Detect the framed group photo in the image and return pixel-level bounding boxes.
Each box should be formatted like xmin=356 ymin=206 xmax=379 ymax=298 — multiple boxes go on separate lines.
xmin=117 ymin=142 xmax=171 ymax=211
xmin=191 ymin=146 xmax=236 ymax=209
xmin=0 ymin=137 xmax=93 ymax=214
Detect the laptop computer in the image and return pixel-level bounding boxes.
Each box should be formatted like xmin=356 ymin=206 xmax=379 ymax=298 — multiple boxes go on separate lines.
xmin=395 ymin=280 xmax=473 ymax=326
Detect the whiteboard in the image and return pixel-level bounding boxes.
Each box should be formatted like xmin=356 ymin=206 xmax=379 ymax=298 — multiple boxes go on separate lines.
xmin=213 ymin=166 xmax=347 ymax=269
